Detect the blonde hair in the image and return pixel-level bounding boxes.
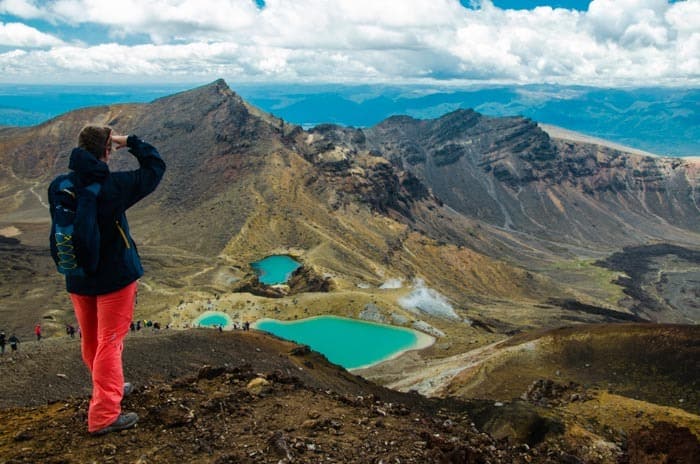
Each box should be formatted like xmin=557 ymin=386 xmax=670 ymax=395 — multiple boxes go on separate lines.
xmin=78 ymin=125 xmax=112 ymax=159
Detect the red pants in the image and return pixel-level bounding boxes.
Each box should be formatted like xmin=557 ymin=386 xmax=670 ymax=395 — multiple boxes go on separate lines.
xmin=70 ymin=281 xmax=137 ymax=432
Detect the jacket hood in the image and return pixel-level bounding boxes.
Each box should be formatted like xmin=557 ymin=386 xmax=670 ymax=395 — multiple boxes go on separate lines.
xmin=69 ymin=148 xmax=109 ymax=185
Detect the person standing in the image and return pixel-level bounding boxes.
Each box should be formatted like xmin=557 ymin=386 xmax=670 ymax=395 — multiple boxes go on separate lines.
xmin=48 ymin=126 xmax=165 ymax=436
xmin=8 ymin=334 xmax=19 ymax=352
xmin=0 ymin=331 xmax=6 ymax=355
xmin=35 ymin=324 xmax=42 ymax=342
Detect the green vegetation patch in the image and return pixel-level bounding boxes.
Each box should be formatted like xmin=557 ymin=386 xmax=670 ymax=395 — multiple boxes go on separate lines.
xmin=543 ymin=259 xmax=625 ymax=305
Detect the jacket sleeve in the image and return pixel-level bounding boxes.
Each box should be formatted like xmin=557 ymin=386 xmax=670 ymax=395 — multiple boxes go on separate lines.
xmin=115 ymin=135 xmax=166 ymax=210
xmin=73 ymin=186 xmax=101 ymax=274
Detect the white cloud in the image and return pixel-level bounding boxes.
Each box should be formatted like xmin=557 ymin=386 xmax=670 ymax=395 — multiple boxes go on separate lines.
xmin=666 ymin=0 xmax=700 ymax=32
xmin=0 ymin=21 xmax=63 ymax=47
xmin=0 ymin=0 xmax=697 ymax=86
xmin=587 ymin=0 xmax=675 ymax=47
xmin=11 ymin=0 xmax=260 ymax=42
xmin=0 ymin=0 xmax=43 ymax=18
xmin=2 ymin=41 xmax=244 ymax=77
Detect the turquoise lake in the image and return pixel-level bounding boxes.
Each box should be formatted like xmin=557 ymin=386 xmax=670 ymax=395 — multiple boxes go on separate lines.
xmin=251 ymin=255 xmax=301 ymax=285
xmin=194 ymin=312 xmax=231 ymax=328
xmin=254 ymin=316 xmax=426 ymax=369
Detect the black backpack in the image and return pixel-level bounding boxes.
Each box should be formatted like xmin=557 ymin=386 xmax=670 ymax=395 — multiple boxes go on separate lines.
xmin=49 ymin=174 xmax=101 ymax=276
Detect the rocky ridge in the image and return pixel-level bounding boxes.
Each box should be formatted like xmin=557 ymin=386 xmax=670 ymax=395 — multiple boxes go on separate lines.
xmin=361 ymin=109 xmax=700 ymax=245
xmin=2 ymin=330 xmax=699 ymax=464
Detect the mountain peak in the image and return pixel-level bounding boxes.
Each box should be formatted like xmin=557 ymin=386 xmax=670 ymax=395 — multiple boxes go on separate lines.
xmin=152 ymin=78 xmax=237 ymax=106
xmin=191 ymin=77 xmax=231 ymax=93
xmin=210 ymin=77 xmax=229 ymax=89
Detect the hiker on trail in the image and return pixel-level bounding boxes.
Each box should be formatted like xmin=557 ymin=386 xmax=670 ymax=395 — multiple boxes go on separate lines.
xmin=8 ymin=334 xmax=19 ymax=352
xmin=48 ymin=125 xmax=165 ymax=436
xmin=35 ymin=324 xmax=42 ymax=342
xmin=66 ymin=324 xmax=76 ymax=339
xmin=0 ymin=331 xmax=6 ymax=354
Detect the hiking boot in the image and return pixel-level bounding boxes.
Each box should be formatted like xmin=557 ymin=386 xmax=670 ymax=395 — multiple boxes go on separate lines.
xmin=91 ymin=412 xmax=138 ymax=436
xmin=123 ymin=382 xmax=134 ymax=397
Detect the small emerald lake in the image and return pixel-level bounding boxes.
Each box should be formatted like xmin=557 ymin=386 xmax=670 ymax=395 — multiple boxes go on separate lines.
xmin=194 ymin=311 xmax=231 ymax=328
xmin=254 ymin=316 xmax=434 ymax=369
xmin=251 ymin=255 xmax=302 ymax=285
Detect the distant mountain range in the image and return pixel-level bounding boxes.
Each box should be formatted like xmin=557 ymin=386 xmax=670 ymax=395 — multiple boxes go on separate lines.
xmin=1 ymin=83 xmax=698 ymax=157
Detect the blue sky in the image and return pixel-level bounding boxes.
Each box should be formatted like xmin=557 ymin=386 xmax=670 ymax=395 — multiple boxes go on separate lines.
xmin=0 ymin=0 xmax=697 ymax=86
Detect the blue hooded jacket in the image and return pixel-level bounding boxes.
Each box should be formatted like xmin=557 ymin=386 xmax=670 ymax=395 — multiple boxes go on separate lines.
xmin=48 ymin=135 xmax=166 ymax=295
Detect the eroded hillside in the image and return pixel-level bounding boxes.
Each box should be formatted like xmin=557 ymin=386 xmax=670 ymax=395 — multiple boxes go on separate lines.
xmin=363 ymin=111 xmax=700 ymax=246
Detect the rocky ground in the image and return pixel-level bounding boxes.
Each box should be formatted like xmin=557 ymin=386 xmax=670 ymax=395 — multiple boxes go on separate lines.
xmin=2 ymin=329 xmax=699 ymax=464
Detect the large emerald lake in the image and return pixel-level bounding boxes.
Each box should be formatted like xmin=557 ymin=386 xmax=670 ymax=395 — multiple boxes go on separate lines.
xmin=251 ymin=255 xmax=301 ymax=285
xmin=254 ymin=316 xmax=433 ymax=369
